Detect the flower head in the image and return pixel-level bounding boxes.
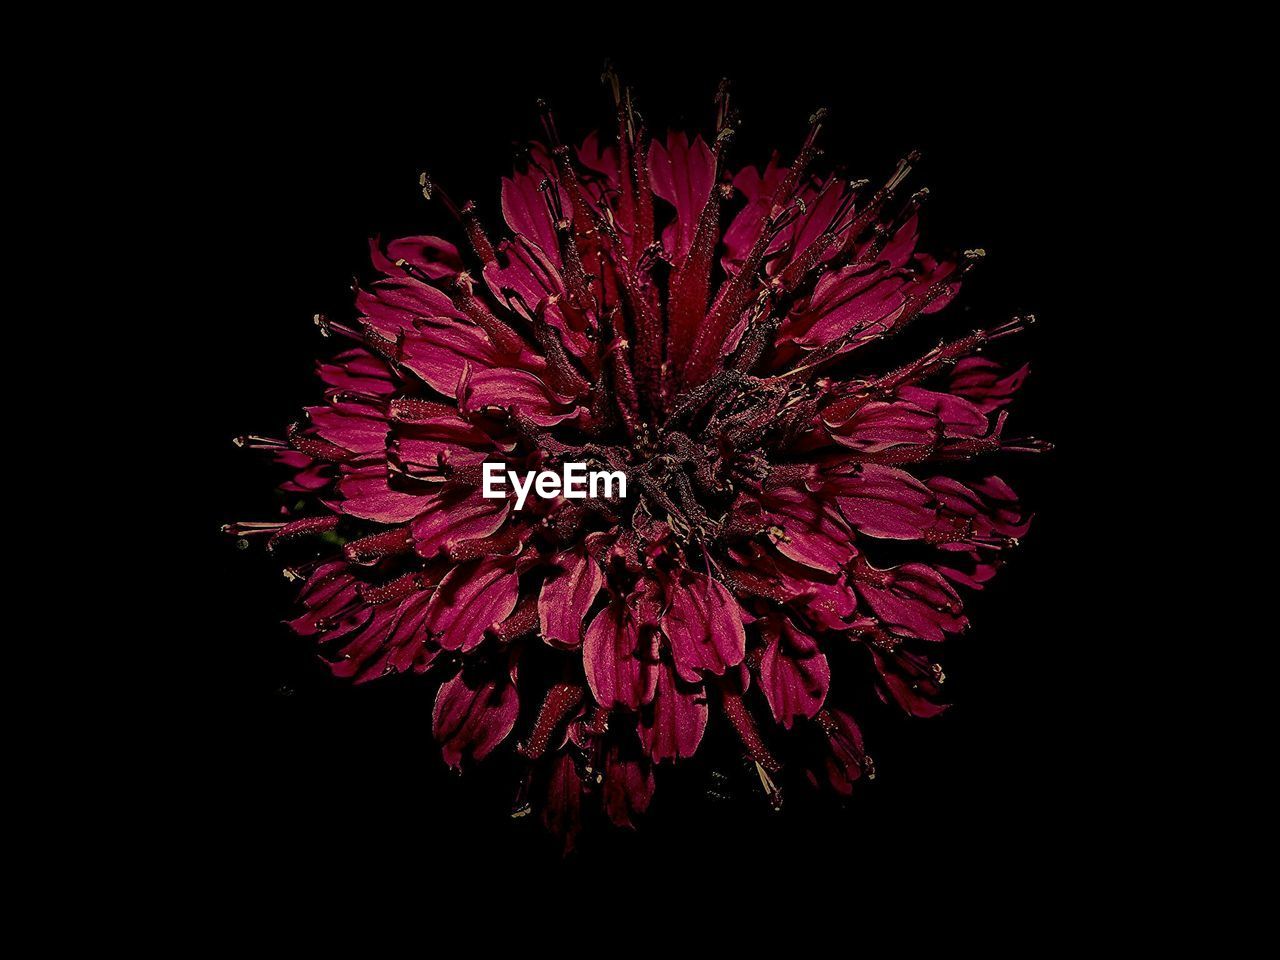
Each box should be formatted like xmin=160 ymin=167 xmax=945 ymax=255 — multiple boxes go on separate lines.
xmin=228 ymin=75 xmax=1047 ymax=850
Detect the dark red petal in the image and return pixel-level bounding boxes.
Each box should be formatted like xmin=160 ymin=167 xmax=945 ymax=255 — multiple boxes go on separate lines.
xmin=432 ymin=658 xmax=519 ymax=769
xmin=759 ymin=617 xmax=830 ymax=728
xmin=538 ymin=543 xmax=604 ymax=650
xmin=424 ymin=556 xmax=520 ymax=652
xmin=583 ymin=599 xmax=657 ymax=710
xmin=638 ymin=661 xmax=708 ymax=763
xmin=662 ymin=571 xmax=747 ymax=683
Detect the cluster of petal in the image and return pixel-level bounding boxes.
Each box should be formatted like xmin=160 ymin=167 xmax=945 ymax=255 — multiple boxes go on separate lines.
xmin=232 ymin=85 xmax=1042 ymax=850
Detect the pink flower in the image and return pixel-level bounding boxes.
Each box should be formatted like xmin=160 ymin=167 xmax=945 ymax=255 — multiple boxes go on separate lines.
xmin=228 ymin=73 xmax=1047 ymax=850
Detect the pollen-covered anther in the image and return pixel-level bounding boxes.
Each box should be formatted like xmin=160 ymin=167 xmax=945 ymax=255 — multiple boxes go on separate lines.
xmin=286 ymin=423 xmax=353 ymax=463
xmin=988 ymin=314 xmax=1036 ymax=341
xmin=450 ymin=273 xmax=527 ymax=357
xmin=491 ymin=599 xmax=538 ymax=642
xmin=459 ymin=200 xmax=497 ymax=264
xmin=518 ymin=682 xmax=585 ymax=760
xmin=754 ymin=762 xmax=784 ymax=811
xmin=961 ymin=248 xmax=987 ymax=276
xmin=221 ymin=520 xmax=283 ymax=537
xmin=1002 ymin=436 xmax=1055 ymax=453
xmin=266 ymin=515 xmax=340 ymax=551
xmin=358 ymin=571 xmax=426 ymax=604
xmin=446 ymin=525 xmax=524 ymax=563
xmin=389 ymin=396 xmax=459 ymax=423
xmin=343 ymin=526 xmax=413 ymax=564
xmin=720 ymin=686 xmax=784 ymax=800
xmin=232 ymin=434 xmax=285 ymax=450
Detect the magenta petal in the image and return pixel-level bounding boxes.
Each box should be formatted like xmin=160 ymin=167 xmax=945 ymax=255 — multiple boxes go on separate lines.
xmin=341 ymin=588 xmax=439 ymax=683
xmin=369 ymin=234 xmax=463 ymax=280
xmin=500 ymin=149 xmax=569 ymax=267
xmin=424 ymin=556 xmax=519 ymax=651
xmin=577 ymin=131 xmax=621 ymax=189
xmin=759 ymin=617 xmax=830 ymax=728
xmin=720 ymin=154 xmax=785 ymax=275
xmin=357 ymin=276 xmax=464 ymax=338
xmin=823 ymin=399 xmax=939 ymax=454
xmin=727 ymin=542 xmax=858 ymax=631
xmin=480 ymin=243 xmax=592 ymax=362
xmin=337 ymin=463 xmax=428 ymax=524
xmin=583 ymin=600 xmax=657 ymax=710
xmin=538 ymin=543 xmax=604 ymax=650
xmin=927 ymin=475 xmax=1031 ymax=539
xmin=648 ymin=132 xmax=715 ymax=261
xmin=329 ymin=603 xmax=400 ymax=679
xmin=287 ymin=560 xmax=359 ymax=638
xmin=306 ymin=401 xmax=387 ymax=456
xmin=822 ymin=709 xmax=869 ymax=795
xmin=758 ymin=486 xmax=856 ymax=574
xmin=461 ymin=367 xmax=581 ymax=426
xmin=432 ymin=658 xmax=519 ymax=769
xmin=483 ymin=239 xmax=563 ymax=315
xmin=662 ymin=571 xmax=746 ymax=683
xmin=540 ymin=750 xmax=584 ymax=854
xmin=793 ymin=576 xmax=858 ymax=631
xmin=411 ymin=489 xmax=510 ymax=559
xmin=276 ymin=452 xmax=333 ymax=494
xmin=855 ymin=561 xmax=967 ymax=642
xmin=318 ymin=348 xmax=395 ymax=398
xmin=872 ymin=647 xmax=948 ymax=718
xmin=393 ymin=434 xmax=490 ymax=480
xmin=638 ymin=661 xmax=708 ymax=763
xmin=783 ymin=267 xmax=906 ymax=351
xmin=770 ymin=176 xmax=848 ymax=274
xmin=948 ymin=357 xmax=1029 ymax=413
xmin=915 ymin=253 xmax=961 ymax=312
xmin=826 ymin=463 xmax=937 ymax=540
xmin=602 ymin=746 xmax=655 ymax=830
xmin=400 ymin=319 xmax=519 ymax=397
xmin=898 ymin=387 xmax=989 ymax=439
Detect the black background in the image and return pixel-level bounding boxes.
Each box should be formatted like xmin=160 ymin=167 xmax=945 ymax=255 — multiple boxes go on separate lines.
xmin=187 ymin=32 xmax=1118 ymax=897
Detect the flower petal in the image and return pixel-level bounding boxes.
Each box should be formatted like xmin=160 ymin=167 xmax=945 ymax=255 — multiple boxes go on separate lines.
xmin=583 ymin=599 xmax=657 ymax=709
xmin=757 ymin=486 xmax=856 ymax=574
xmin=500 ymin=147 xmax=568 ymax=268
xmin=820 ymin=709 xmax=869 ymax=794
xmin=854 ymin=561 xmax=967 ymax=642
xmin=662 ymin=571 xmax=746 ymax=683
xmin=602 ymin=746 xmax=655 ymax=830
xmin=460 ymin=367 xmax=581 ymax=426
xmin=357 ymin=276 xmax=464 ymax=338
xmin=649 ymin=132 xmax=715 ymax=261
xmin=538 ymin=543 xmax=604 ymax=650
xmin=411 ymin=489 xmax=510 ymax=559
xmin=638 ymin=661 xmax=708 ymax=763
xmin=948 ymin=357 xmax=1029 ymax=413
xmin=424 ymin=556 xmax=520 ymax=651
xmin=369 ymin=234 xmax=463 ymax=280
xmin=826 ymin=463 xmax=937 ymax=540
xmin=540 ymin=750 xmax=584 ymax=854
xmin=432 ymin=657 xmax=519 ymax=768
xmin=337 ymin=463 xmax=429 ymax=524
xmin=759 ymin=617 xmax=830 ymax=728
